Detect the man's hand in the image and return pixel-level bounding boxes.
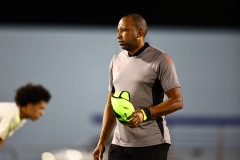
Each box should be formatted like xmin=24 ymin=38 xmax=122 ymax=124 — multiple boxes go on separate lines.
xmin=126 ymin=110 xmax=144 ymax=127
xmin=93 ymin=143 xmax=105 ymax=160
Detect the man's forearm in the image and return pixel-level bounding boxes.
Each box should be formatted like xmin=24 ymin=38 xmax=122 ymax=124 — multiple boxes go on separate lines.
xmin=98 ymin=93 xmax=116 ymax=145
xmin=149 ymin=87 xmax=183 ymax=118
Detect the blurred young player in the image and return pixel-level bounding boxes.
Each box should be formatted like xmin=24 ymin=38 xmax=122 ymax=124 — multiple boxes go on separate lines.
xmin=0 ymin=83 xmax=51 ymax=150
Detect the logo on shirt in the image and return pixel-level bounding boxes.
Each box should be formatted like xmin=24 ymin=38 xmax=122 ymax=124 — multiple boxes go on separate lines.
xmin=166 ymin=56 xmax=173 ymax=64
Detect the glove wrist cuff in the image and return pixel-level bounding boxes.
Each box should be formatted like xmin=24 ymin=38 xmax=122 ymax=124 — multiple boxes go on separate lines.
xmin=141 ymin=109 xmax=147 ymax=121
xmin=142 ymin=108 xmax=151 ymax=121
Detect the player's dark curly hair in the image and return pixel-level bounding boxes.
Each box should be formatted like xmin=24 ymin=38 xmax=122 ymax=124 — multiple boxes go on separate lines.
xmin=15 ymin=83 xmax=51 ymax=107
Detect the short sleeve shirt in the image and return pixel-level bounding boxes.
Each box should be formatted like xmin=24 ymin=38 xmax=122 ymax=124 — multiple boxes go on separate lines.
xmin=0 ymin=102 xmax=27 ymax=140
xmin=108 ymin=43 xmax=180 ymax=147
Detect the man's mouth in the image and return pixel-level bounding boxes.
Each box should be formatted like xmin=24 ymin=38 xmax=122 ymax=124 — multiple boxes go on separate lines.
xmin=119 ymin=41 xmax=124 ymax=45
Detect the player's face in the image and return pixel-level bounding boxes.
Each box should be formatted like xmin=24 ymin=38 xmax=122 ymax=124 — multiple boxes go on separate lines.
xmin=117 ymin=17 xmax=139 ymax=53
xmin=26 ymin=101 xmax=47 ymax=121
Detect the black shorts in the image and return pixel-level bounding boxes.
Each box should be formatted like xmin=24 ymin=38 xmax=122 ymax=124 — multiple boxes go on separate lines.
xmin=108 ymin=143 xmax=170 ymax=160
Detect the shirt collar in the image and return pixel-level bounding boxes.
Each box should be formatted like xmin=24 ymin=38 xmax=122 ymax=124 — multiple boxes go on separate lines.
xmin=128 ymin=42 xmax=149 ymax=57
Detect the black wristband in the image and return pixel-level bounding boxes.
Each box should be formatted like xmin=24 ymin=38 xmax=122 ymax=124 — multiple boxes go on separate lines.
xmin=143 ymin=108 xmax=151 ymax=120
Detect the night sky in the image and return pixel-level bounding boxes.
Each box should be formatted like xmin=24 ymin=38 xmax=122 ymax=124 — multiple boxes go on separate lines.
xmin=0 ymin=0 xmax=239 ymax=28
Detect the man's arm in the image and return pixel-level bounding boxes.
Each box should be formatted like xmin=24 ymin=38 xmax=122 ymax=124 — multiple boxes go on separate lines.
xmin=150 ymin=87 xmax=183 ymax=118
xmin=0 ymin=138 xmax=5 ymax=150
xmin=93 ymin=92 xmax=116 ymax=160
xmin=127 ymin=87 xmax=183 ymax=127
xmin=98 ymin=92 xmax=116 ymax=144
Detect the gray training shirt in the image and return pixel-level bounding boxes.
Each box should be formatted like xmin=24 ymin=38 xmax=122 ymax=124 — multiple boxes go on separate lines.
xmin=108 ymin=43 xmax=180 ymax=147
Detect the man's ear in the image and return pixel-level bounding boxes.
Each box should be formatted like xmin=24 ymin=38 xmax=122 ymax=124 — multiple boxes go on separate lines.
xmin=27 ymin=103 xmax=34 ymax=107
xmin=137 ymin=28 xmax=144 ymax=38
xmin=22 ymin=103 xmax=33 ymax=111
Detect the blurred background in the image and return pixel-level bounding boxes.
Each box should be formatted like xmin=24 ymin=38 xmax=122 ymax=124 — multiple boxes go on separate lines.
xmin=0 ymin=0 xmax=239 ymax=160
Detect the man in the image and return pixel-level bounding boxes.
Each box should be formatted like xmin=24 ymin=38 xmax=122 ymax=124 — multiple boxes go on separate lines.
xmin=93 ymin=14 xmax=183 ymax=160
xmin=0 ymin=83 xmax=51 ymax=149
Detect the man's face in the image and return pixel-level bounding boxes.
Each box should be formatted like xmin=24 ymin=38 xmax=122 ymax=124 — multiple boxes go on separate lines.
xmin=25 ymin=101 xmax=47 ymax=121
xmin=117 ymin=17 xmax=139 ymax=52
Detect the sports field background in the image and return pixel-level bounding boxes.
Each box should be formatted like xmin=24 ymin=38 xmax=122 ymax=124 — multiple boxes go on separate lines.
xmin=0 ymin=26 xmax=239 ymax=160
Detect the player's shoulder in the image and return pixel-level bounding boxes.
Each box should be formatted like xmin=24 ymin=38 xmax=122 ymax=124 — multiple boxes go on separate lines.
xmin=0 ymin=102 xmax=18 ymax=117
xmin=148 ymin=45 xmax=167 ymax=55
xmin=146 ymin=45 xmax=175 ymax=65
xmin=0 ymin=102 xmax=17 ymax=108
xmin=143 ymin=45 xmax=168 ymax=59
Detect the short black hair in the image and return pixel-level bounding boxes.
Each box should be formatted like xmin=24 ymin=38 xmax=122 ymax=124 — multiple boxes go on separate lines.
xmin=124 ymin=14 xmax=148 ymax=37
xmin=15 ymin=83 xmax=51 ymax=106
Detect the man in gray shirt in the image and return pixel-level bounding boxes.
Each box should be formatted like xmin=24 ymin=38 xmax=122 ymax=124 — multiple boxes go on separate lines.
xmin=93 ymin=13 xmax=183 ymax=160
